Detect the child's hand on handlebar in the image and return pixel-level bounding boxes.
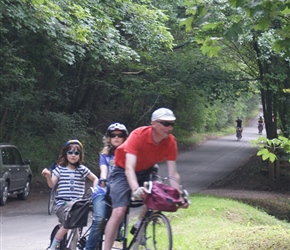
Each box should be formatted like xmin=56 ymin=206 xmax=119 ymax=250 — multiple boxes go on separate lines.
xmin=98 ymin=178 xmax=108 ymax=187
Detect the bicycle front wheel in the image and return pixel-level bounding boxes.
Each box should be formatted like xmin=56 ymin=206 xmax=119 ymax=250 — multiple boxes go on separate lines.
xmin=142 ymin=212 xmax=173 ymax=250
xmin=48 ymin=187 xmax=56 ymax=215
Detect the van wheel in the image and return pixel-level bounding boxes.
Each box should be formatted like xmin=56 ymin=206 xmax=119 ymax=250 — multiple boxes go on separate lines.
xmin=17 ymin=180 xmax=30 ymax=200
xmin=0 ymin=181 xmax=9 ymax=206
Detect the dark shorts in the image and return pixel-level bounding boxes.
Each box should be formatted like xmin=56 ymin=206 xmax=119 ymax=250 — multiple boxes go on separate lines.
xmin=109 ymin=167 xmax=157 ymax=208
xmin=55 ymin=201 xmax=75 ymax=226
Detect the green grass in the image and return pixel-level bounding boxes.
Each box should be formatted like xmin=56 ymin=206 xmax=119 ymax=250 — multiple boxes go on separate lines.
xmin=165 ymin=194 xmax=290 ymax=249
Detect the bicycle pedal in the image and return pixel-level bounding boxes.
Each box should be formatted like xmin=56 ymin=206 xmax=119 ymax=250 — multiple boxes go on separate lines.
xmin=130 ymin=226 xmax=137 ymax=235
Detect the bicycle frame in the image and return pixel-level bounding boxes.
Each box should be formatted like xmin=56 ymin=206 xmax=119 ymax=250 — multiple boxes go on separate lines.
xmin=126 ymin=209 xmax=153 ymax=250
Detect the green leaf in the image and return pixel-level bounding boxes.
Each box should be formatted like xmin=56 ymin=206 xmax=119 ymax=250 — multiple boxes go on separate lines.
xmin=262 ymin=154 xmax=269 ymax=161
xmin=253 ymin=17 xmax=271 ymax=31
xmin=179 ymin=17 xmax=194 ymax=32
xmin=269 ymin=153 xmax=277 ymax=162
xmin=257 ymin=148 xmax=268 ymax=156
xmin=203 ymin=22 xmax=219 ymax=31
xmin=224 ymin=23 xmax=243 ymax=41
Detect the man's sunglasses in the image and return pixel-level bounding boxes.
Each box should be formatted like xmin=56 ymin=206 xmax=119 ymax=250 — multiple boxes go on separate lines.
xmin=110 ymin=133 xmax=126 ymax=138
xmin=156 ymin=121 xmax=175 ymax=127
xmin=67 ymin=151 xmax=81 ymax=156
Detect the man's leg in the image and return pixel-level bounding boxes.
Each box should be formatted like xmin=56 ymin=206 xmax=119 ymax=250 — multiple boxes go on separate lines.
xmin=104 ymin=206 xmax=127 ymax=250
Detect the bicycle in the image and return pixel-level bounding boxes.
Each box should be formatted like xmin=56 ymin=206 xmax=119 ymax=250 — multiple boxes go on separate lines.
xmin=48 ymin=185 xmax=57 ymax=215
xmin=96 ymin=176 xmax=190 ymax=250
xmin=236 ymin=127 xmax=242 ymax=140
xmin=258 ymin=123 xmax=263 ymax=135
xmin=48 ymin=161 xmax=58 ymax=215
xmin=48 ymin=188 xmax=94 ymax=250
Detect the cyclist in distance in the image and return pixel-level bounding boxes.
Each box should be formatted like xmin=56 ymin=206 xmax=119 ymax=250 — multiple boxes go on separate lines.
xmin=86 ymin=123 xmax=129 ymax=250
xmin=42 ymin=139 xmax=98 ymax=250
xmin=257 ymin=116 xmax=264 ymax=134
xmin=103 ymin=107 xmax=189 ymax=250
xmin=236 ymin=116 xmax=243 ymax=138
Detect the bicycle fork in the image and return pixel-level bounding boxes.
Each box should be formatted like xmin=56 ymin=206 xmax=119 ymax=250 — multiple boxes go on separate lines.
xmin=66 ymin=228 xmax=79 ymax=250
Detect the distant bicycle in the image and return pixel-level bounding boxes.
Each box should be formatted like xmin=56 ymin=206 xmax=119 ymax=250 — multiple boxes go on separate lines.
xmin=236 ymin=127 xmax=242 ymax=141
xmin=258 ymin=124 xmax=263 ymax=135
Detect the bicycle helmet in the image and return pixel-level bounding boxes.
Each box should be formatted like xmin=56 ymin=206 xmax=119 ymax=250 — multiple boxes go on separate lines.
xmin=63 ymin=139 xmax=83 ymax=149
xmin=106 ymin=123 xmax=128 ymax=136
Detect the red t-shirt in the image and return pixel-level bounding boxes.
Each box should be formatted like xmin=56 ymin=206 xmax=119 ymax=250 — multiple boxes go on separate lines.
xmin=115 ymin=126 xmax=177 ymax=172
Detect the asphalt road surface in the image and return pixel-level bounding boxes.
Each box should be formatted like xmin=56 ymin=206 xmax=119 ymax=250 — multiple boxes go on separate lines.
xmin=1 ymin=115 xmax=262 ymax=250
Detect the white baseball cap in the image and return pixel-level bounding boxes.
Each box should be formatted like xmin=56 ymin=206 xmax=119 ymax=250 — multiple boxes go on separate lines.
xmin=151 ymin=108 xmax=176 ymax=121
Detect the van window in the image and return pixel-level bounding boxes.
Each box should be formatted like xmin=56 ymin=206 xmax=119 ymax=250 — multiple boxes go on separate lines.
xmin=2 ymin=148 xmax=14 ymax=165
xmin=12 ymin=148 xmax=23 ymax=164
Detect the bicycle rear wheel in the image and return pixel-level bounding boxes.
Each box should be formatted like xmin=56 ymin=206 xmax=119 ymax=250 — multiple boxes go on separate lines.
xmin=138 ymin=212 xmax=172 ymax=250
xmin=50 ymin=224 xmax=67 ymax=250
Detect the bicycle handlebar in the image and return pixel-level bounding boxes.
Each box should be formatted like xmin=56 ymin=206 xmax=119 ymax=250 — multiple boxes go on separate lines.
xmin=133 ymin=177 xmax=191 ymax=206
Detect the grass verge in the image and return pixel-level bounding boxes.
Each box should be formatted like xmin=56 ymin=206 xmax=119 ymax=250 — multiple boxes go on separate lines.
xmin=166 ymin=194 xmax=290 ymax=249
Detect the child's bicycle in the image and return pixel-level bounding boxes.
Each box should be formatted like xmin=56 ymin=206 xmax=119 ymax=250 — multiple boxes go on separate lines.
xmin=48 ymin=185 xmax=57 ymax=215
xmin=96 ymin=176 xmax=190 ymax=250
xmin=48 ymin=188 xmax=94 ymax=250
xmin=48 ymin=161 xmax=57 ymax=215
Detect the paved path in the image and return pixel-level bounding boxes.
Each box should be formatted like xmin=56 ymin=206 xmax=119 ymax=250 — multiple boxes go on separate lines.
xmin=158 ymin=115 xmax=262 ymax=194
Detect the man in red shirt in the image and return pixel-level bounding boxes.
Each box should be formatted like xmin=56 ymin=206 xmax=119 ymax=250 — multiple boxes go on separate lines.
xmin=104 ymin=107 xmax=187 ymax=250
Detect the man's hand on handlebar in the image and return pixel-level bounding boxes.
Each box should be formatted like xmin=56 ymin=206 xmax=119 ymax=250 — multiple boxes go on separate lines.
xmin=179 ymin=185 xmax=191 ymax=209
xmin=132 ymin=186 xmax=149 ymax=200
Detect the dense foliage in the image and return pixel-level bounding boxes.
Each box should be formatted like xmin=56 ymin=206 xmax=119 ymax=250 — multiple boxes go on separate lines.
xmin=1 ymin=0 xmax=260 ymax=175
xmin=182 ymin=0 xmax=290 ymax=139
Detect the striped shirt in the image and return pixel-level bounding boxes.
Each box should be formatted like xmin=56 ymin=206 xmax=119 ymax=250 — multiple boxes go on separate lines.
xmin=53 ymin=165 xmax=90 ymax=206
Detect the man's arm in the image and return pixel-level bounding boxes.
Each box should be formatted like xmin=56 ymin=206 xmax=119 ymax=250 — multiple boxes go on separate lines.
xmin=166 ymin=160 xmax=180 ymax=190
xmin=125 ymin=153 xmax=139 ymax=192
xmin=167 ymin=160 xmax=189 ymax=207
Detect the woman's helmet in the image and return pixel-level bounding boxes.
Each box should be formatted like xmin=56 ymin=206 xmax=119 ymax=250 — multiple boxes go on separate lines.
xmin=106 ymin=123 xmax=128 ymax=136
xmin=63 ymin=139 xmax=83 ymax=149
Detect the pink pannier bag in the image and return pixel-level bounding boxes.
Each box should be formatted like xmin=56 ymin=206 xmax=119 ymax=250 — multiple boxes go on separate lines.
xmin=144 ymin=182 xmax=183 ymax=212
